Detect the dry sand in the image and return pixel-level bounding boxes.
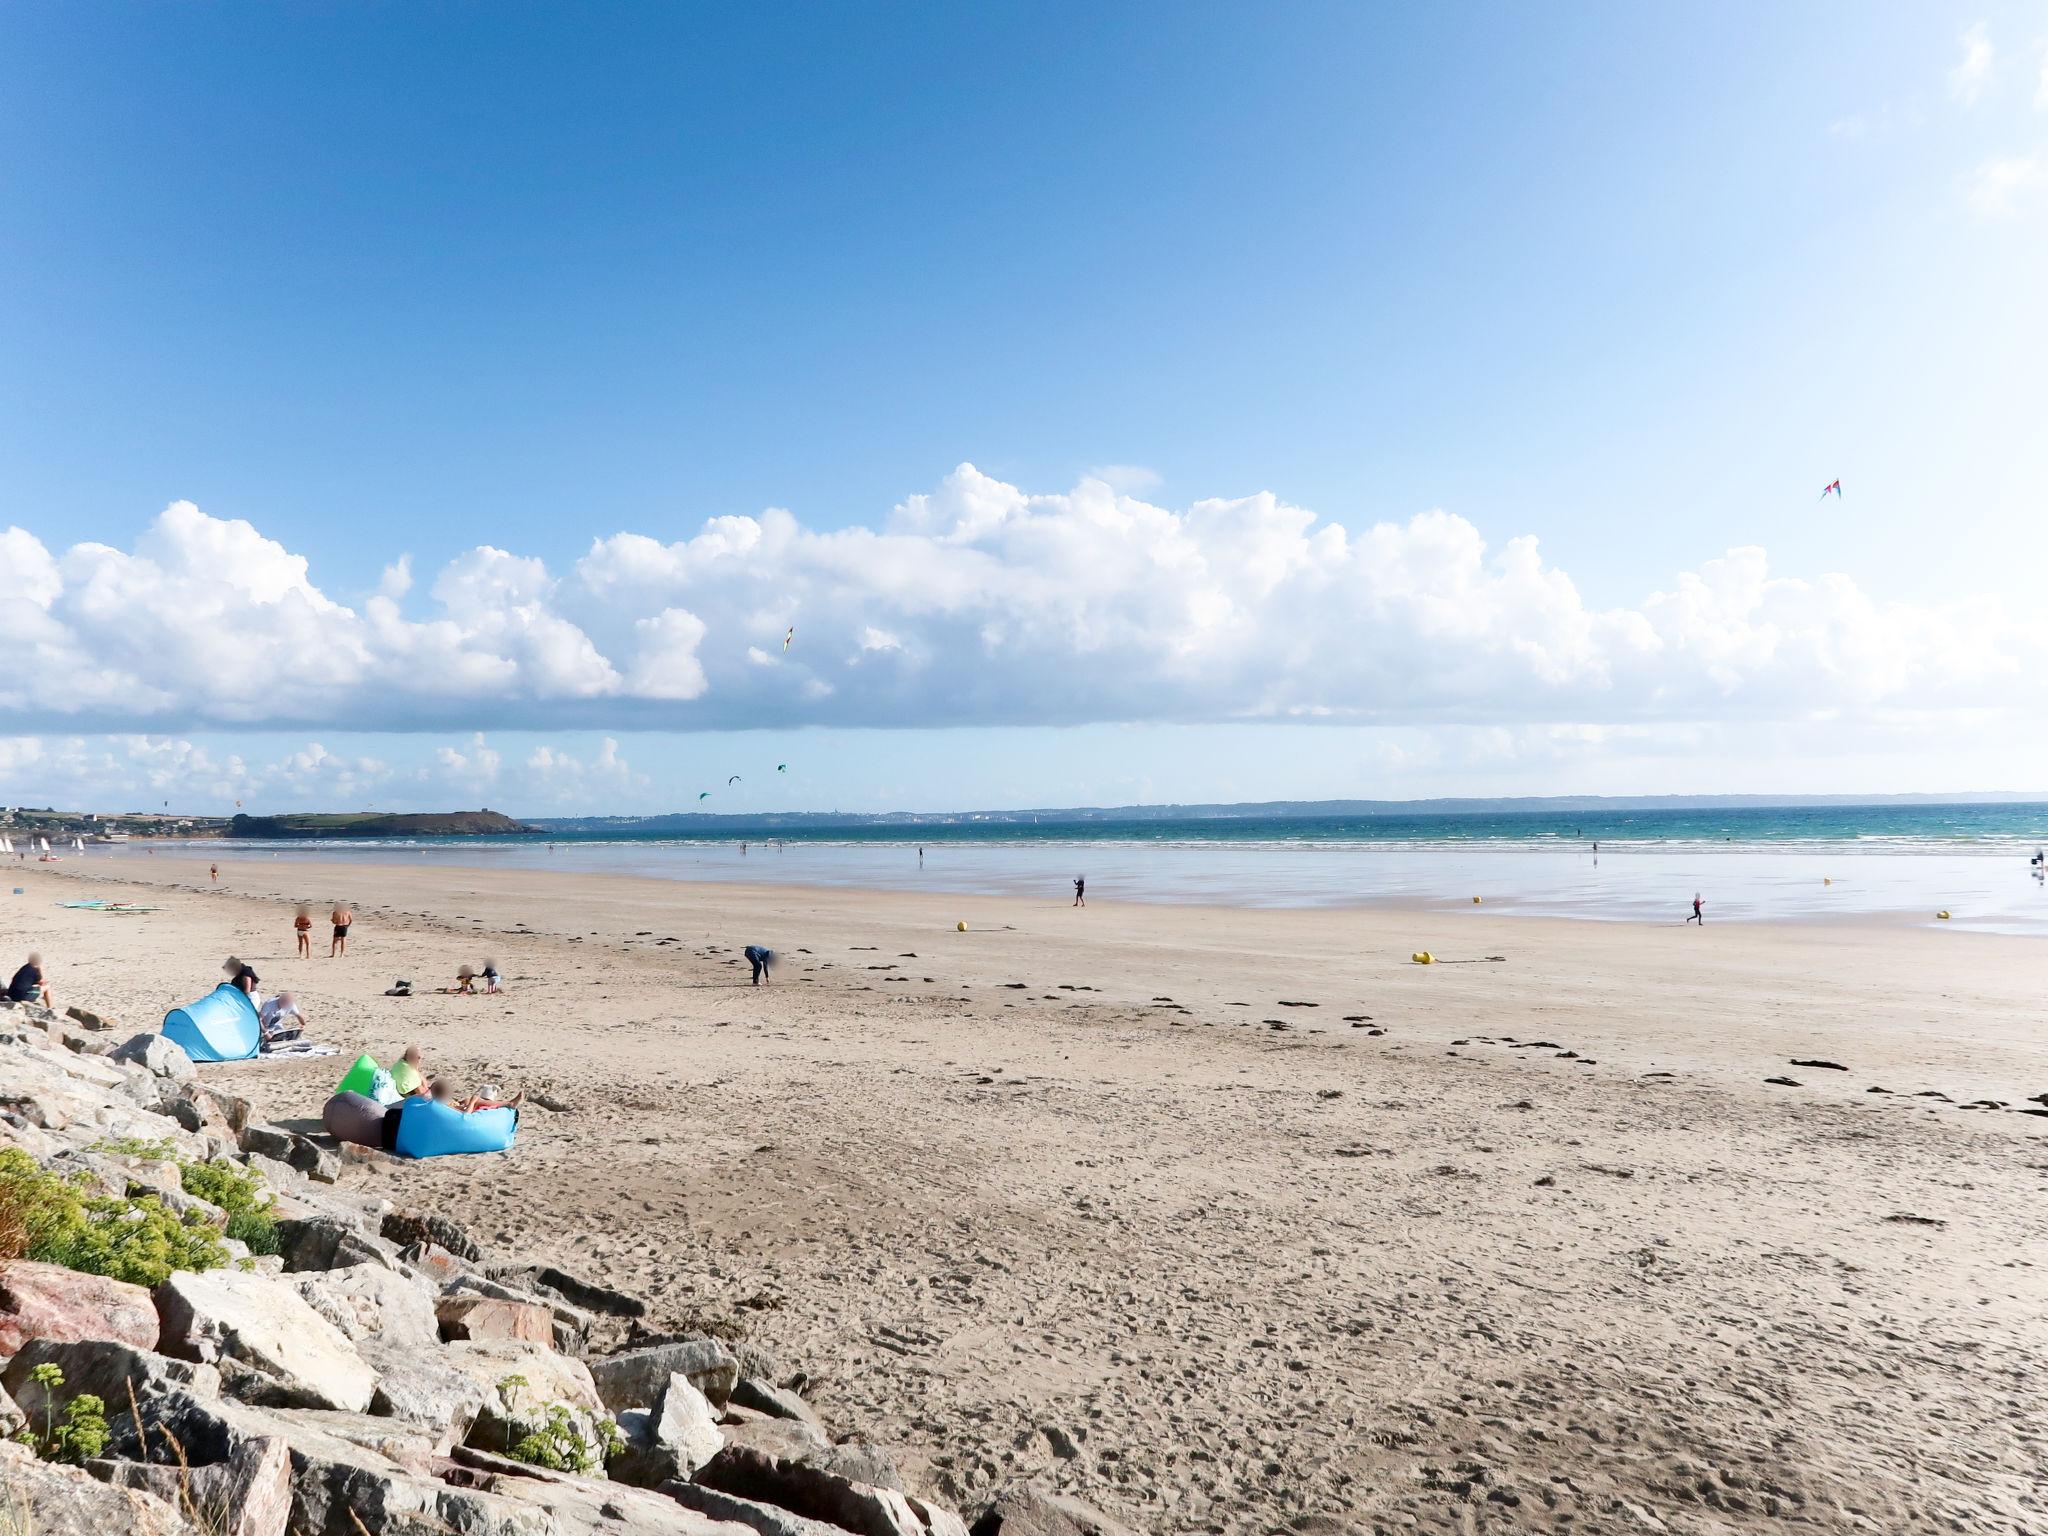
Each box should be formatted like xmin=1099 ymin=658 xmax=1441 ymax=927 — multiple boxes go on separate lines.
xmin=10 ymin=852 xmax=2046 ymax=1534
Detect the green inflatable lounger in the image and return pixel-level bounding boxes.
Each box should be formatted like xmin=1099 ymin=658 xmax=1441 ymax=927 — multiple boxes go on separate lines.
xmin=392 ymin=1095 xmax=517 ymax=1159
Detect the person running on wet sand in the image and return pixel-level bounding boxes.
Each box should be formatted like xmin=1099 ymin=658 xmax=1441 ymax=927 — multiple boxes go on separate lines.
xmin=1688 ymin=893 xmax=1704 ymax=925
xmin=1073 ymin=876 xmax=1086 ymax=907
xmin=330 ymin=902 xmax=353 ymax=956
xmin=294 ymin=904 xmax=313 ymax=957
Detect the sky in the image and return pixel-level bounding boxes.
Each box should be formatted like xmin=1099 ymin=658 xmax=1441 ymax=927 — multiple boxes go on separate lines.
xmin=2 ymin=1 xmax=2045 ymax=814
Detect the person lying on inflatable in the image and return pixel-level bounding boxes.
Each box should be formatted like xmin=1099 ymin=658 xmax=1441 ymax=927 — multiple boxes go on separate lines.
xmin=429 ymin=1077 xmax=524 ymax=1111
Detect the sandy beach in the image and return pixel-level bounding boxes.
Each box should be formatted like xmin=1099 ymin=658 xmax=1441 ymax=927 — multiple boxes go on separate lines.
xmin=9 ymin=851 xmax=2045 ymax=1534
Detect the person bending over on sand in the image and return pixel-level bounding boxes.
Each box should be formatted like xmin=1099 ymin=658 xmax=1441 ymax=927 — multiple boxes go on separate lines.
xmin=1073 ymin=876 xmax=1086 ymax=907
xmin=294 ymin=904 xmax=313 ymax=957
xmin=330 ymin=902 xmax=353 ymax=957
xmin=744 ymin=945 xmax=775 ymax=985
xmin=429 ymin=1077 xmax=523 ymax=1112
xmin=229 ymin=964 xmax=262 ymax=1002
xmin=1688 ymin=893 xmax=1704 ymax=925
xmin=8 ymin=952 xmax=50 ymax=1006
xmin=390 ymin=1044 xmax=428 ymax=1097
xmin=258 ymin=990 xmax=306 ymax=1047
xmin=453 ymin=965 xmax=477 ymax=995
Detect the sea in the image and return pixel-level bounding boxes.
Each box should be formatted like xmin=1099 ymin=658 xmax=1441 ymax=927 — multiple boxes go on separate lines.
xmin=99 ymin=802 xmax=2048 ymax=934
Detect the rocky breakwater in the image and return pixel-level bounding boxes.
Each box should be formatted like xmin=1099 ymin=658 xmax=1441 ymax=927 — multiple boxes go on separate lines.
xmin=0 ymin=996 xmax=1119 ymax=1536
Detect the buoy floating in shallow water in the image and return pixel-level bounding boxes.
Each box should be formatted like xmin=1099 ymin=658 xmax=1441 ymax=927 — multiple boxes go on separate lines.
xmin=1936 ymin=910 xmax=1951 ymax=920
xmin=956 ymin=920 xmax=967 ymax=932
xmin=1411 ymin=951 xmax=1435 ymax=965
xmin=1472 ymin=896 xmax=1482 ymax=904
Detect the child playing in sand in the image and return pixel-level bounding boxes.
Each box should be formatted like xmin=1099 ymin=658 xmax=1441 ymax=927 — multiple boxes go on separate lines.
xmin=453 ymin=965 xmax=477 ymax=994
xmin=480 ymin=960 xmax=500 ymax=994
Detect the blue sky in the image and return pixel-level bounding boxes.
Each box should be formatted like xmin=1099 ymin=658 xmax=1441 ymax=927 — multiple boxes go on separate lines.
xmin=3 ymin=2 xmax=2045 ymax=812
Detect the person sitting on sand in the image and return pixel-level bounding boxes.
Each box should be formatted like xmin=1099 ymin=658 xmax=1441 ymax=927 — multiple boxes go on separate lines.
xmin=258 ymin=990 xmax=306 ymax=1047
xmin=330 ymin=902 xmax=353 ymax=957
xmin=8 ymin=952 xmax=50 ymax=1006
xmin=744 ymin=945 xmax=775 ymax=985
xmin=428 ymin=1077 xmax=523 ymax=1112
xmin=390 ymin=1044 xmax=428 ymax=1097
xmin=294 ymin=904 xmax=313 ymax=958
xmin=453 ymin=965 xmax=477 ymax=995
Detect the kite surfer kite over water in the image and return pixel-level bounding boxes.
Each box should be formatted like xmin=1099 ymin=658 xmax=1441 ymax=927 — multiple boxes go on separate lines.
xmin=1820 ymin=479 xmax=1841 ymax=499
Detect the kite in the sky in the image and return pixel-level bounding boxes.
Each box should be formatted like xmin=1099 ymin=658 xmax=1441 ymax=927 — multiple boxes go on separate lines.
xmin=1820 ymin=479 xmax=1841 ymax=499
xmin=728 ymin=775 xmax=741 ymax=785
xmin=783 ymin=627 xmax=794 ymax=651
xmin=698 ymin=791 xmax=711 ymax=801
xmin=776 ymin=763 xmax=788 ymax=773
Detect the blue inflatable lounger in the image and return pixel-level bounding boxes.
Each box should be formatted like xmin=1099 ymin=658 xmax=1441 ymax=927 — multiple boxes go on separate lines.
xmin=161 ymin=983 xmax=261 ymax=1063
xmin=391 ymin=1095 xmax=517 ymax=1159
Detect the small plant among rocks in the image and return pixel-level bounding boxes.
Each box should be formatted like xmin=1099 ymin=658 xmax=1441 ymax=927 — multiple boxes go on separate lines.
xmin=177 ymin=1157 xmax=281 ymax=1256
xmin=14 ymin=1364 xmax=109 ymax=1465
xmin=495 ymin=1374 xmax=622 ymax=1474
xmin=0 ymin=1147 xmax=229 ymax=1285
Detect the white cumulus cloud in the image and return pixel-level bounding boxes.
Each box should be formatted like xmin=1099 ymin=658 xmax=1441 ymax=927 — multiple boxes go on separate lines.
xmin=1 ymin=468 xmax=2042 ymax=740
xmin=1951 ymin=22 xmax=1995 ymax=105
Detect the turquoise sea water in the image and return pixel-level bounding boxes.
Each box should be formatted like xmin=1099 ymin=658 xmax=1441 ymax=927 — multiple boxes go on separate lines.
xmin=107 ymin=802 xmax=2048 ymax=933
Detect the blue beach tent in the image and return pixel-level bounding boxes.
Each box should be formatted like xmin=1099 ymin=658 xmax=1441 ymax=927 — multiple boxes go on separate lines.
xmin=391 ymin=1095 xmax=517 ymax=1158
xmin=161 ymin=983 xmax=261 ymax=1062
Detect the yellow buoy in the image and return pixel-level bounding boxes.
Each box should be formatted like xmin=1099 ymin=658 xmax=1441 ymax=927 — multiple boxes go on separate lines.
xmin=956 ymin=920 xmax=967 ymax=932
xmin=1936 ymin=910 xmax=1950 ymax=920
xmin=1412 ymin=950 xmax=1435 ymax=964
xmin=1472 ymin=895 xmax=1482 ymax=904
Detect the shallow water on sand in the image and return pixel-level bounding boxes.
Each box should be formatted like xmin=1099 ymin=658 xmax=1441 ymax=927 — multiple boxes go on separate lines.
xmin=96 ymin=838 xmax=2048 ymax=932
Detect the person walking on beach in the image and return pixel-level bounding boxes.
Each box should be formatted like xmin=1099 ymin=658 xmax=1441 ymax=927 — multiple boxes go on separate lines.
xmin=293 ymin=904 xmax=313 ymax=957
xmin=1073 ymin=876 xmax=1086 ymax=908
xmin=330 ymin=901 xmax=354 ymax=956
xmin=1687 ymin=893 xmax=1704 ymax=925
xmin=209 ymin=864 xmax=218 ymax=883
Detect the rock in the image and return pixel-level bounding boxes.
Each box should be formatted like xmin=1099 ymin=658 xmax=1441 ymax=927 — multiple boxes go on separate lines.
xmin=360 ymin=1338 xmax=489 ymax=1442
xmin=381 ymin=1209 xmax=483 ymax=1260
xmin=435 ymin=1294 xmax=555 ymax=1345
xmin=450 ymin=1446 xmax=762 ymax=1534
xmin=591 ymin=1336 xmax=741 ymax=1411
xmin=0 ymin=1440 xmax=189 ymax=1536
xmin=111 ymin=1032 xmax=197 ymax=1083
xmin=64 ymin=1005 xmax=116 ymax=1032
xmin=238 ymin=1124 xmax=298 ymax=1162
xmin=273 ymin=1215 xmax=401 ymax=1273
xmin=196 ymin=1085 xmax=253 ymax=1135
xmin=720 ymin=1417 xmax=831 ymax=1457
xmin=731 ymin=1375 xmax=824 ymax=1429
xmin=714 ymin=1419 xmax=900 ymax=1493
xmin=0 ymin=1259 xmax=160 ymax=1356
xmin=287 ymin=1140 xmax=341 ymax=1184
xmin=697 ymin=1440 xmax=914 ymax=1514
xmin=3 ymin=1338 xmax=221 ymax=1429
xmin=968 ymin=1484 xmax=1134 ymax=1536
xmin=609 ymin=1371 xmax=724 ymax=1486
xmin=438 ymin=1338 xmax=608 ymax=1455
xmin=0 ymin=1379 xmax=19 ymax=1436
xmin=90 ymin=1434 xmax=293 ymax=1536
xmin=487 ymin=1260 xmax=647 ymax=1319
xmin=154 ymin=1269 xmax=377 ymax=1412
xmin=665 ymin=1480 xmax=855 ymax=1536
xmin=677 ymin=1460 xmax=964 ymax=1536
xmin=290 ymin=1265 xmax=440 ymax=1348
xmin=0 ymin=1091 xmax=67 ymax=1129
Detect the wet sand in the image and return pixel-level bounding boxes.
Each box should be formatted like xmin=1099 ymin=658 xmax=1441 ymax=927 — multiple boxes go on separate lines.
xmin=12 ymin=852 xmax=2047 ymax=1534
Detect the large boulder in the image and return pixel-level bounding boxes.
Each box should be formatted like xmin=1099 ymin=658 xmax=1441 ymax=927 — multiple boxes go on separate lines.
xmin=592 ymin=1336 xmax=740 ymax=1411
xmin=731 ymin=1375 xmax=824 ymax=1429
xmin=289 ymin=1265 xmax=439 ymax=1349
xmin=664 ymin=1481 xmax=866 ymax=1536
xmin=3 ymin=1338 xmax=220 ymax=1430
xmin=713 ymin=1419 xmax=901 ymax=1490
xmin=380 ymin=1209 xmax=483 ymax=1260
xmin=437 ymin=1338 xmax=608 ymax=1457
xmin=154 ymin=1270 xmax=376 ymax=1412
xmin=111 ymin=1032 xmax=196 ymax=1084
xmin=609 ymin=1371 xmax=724 ymax=1487
xmin=90 ymin=1434 xmax=293 ymax=1536
xmin=272 ymin=1215 xmax=401 ymax=1274
xmin=967 ymin=1486 xmax=1134 ymax=1536
xmin=0 ymin=1259 xmax=160 ymax=1356
xmin=0 ymin=1440 xmax=189 ymax=1536
xmin=360 ymin=1338 xmax=490 ymax=1443
xmin=687 ymin=1433 xmax=963 ymax=1536
xmin=435 ymin=1294 xmax=554 ymax=1345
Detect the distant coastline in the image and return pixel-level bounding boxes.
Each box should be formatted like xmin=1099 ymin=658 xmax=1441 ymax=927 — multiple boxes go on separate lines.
xmin=224 ymin=810 xmax=536 ymax=839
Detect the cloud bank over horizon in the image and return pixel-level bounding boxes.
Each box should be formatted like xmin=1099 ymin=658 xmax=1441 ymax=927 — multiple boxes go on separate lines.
xmin=5 ymin=465 xmax=2037 ymax=746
